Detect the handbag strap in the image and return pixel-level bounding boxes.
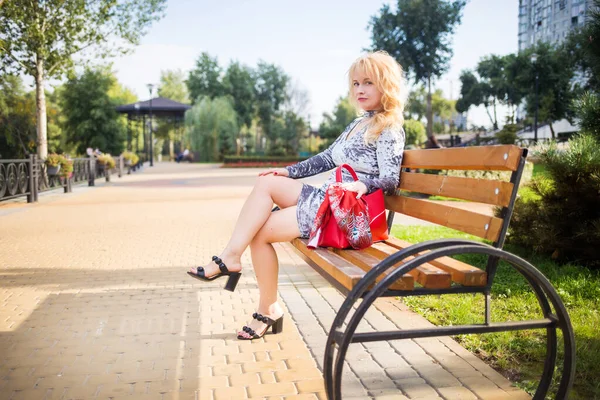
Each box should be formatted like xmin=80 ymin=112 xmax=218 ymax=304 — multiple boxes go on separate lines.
xmin=335 ymin=164 xmax=359 ymax=183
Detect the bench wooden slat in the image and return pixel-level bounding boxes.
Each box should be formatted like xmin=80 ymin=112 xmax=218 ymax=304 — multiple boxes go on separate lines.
xmin=384 ymin=196 xmax=504 ymax=241
xmin=332 ymin=248 xmax=414 ymax=290
xmin=402 ymin=145 xmax=523 ymax=171
xmin=291 ymin=238 xmax=368 ymax=291
xmin=362 ymin=243 xmax=452 ymax=289
xmin=399 ymin=172 xmax=514 ymax=207
xmin=384 ymin=237 xmax=487 ymax=287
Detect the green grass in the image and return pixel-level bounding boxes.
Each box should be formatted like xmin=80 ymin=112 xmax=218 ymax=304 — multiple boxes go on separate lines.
xmin=390 ymin=225 xmax=600 ymax=399
xmin=426 ymin=195 xmax=466 ymax=202
xmin=532 ymin=162 xmax=550 ymax=178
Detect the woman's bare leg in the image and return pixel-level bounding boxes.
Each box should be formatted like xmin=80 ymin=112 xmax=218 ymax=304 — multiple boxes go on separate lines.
xmin=238 ymin=206 xmax=301 ymax=338
xmin=190 ymin=176 xmax=304 ymax=276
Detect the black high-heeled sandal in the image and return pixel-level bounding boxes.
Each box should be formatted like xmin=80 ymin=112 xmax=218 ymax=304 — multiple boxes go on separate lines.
xmin=187 ymin=256 xmax=242 ymax=292
xmin=237 ymin=312 xmax=284 ymax=340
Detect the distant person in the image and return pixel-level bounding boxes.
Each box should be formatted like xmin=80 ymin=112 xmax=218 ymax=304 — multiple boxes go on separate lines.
xmin=176 ymin=148 xmax=190 ymax=163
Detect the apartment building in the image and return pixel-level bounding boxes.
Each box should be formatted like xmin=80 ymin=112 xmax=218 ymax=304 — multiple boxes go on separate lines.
xmin=518 ymin=0 xmax=595 ymax=50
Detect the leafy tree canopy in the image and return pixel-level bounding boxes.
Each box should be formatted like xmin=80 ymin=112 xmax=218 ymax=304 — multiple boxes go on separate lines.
xmin=60 ymin=67 xmax=126 ymax=155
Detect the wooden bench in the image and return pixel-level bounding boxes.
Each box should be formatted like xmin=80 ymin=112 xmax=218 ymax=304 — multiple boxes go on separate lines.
xmin=287 ymin=145 xmax=575 ymax=400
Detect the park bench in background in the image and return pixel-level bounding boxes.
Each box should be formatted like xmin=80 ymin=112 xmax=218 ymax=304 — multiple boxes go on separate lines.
xmin=288 ymin=145 xmax=575 ymax=400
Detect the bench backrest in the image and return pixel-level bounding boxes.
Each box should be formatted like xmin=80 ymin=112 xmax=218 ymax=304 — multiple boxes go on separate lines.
xmin=386 ymin=145 xmax=528 ymax=248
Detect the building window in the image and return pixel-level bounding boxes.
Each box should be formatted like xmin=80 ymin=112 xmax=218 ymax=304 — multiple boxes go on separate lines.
xmin=572 ymin=16 xmax=579 ymax=25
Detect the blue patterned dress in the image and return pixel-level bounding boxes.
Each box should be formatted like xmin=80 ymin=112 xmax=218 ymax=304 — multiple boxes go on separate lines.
xmin=286 ymin=116 xmax=405 ymax=238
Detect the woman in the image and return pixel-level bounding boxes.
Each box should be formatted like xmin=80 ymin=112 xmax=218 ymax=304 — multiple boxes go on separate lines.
xmin=188 ymin=51 xmax=407 ymax=340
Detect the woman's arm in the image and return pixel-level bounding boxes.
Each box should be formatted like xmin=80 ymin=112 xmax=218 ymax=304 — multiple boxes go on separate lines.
xmin=360 ymin=128 xmax=405 ymax=195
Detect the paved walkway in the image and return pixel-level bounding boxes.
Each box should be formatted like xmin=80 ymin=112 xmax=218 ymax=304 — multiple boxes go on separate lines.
xmin=0 ymin=163 xmax=529 ymax=400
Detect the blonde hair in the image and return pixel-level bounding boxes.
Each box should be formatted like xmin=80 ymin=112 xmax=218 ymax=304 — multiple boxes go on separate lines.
xmin=348 ymin=51 xmax=407 ymax=143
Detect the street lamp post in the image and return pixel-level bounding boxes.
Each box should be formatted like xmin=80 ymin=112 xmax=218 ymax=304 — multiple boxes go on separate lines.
xmin=133 ymin=103 xmax=140 ymax=152
xmin=531 ymin=53 xmax=539 ymax=144
xmin=147 ymin=84 xmax=155 ymax=167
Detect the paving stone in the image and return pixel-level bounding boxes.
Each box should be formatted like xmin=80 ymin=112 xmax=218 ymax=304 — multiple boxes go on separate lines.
xmin=438 ymin=386 xmax=479 ymax=399
xmin=246 ymin=382 xmax=297 ymax=397
xmin=274 ymin=368 xmax=322 ymax=382
xmin=295 ymin=378 xmax=325 ymax=393
xmin=229 ymin=372 xmax=260 ymax=386
xmin=213 ymin=386 xmax=248 ymax=399
xmin=394 ymin=377 xmax=439 ymax=399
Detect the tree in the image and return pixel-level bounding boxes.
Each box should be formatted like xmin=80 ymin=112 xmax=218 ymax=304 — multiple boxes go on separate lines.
xmin=0 ymin=74 xmax=63 ymax=158
xmin=318 ymin=97 xmax=356 ymax=149
xmin=0 ymin=0 xmax=166 ymax=159
xmin=157 ymin=69 xmax=189 ymax=158
xmin=502 ymin=53 xmax=528 ymax=121
xmin=455 ymin=70 xmax=483 ymax=121
xmin=187 ymin=52 xmax=225 ymax=103
xmin=185 ymin=96 xmax=238 ymax=161
xmin=518 ymin=43 xmax=577 ymax=139
xmin=158 ymin=70 xmax=190 ymax=104
xmin=0 ymin=74 xmax=36 ymax=158
xmin=60 ymin=68 xmax=126 ymax=155
xmin=405 ymin=86 xmax=427 ymax=122
xmin=431 ymin=89 xmax=455 ymax=130
xmin=279 ymin=111 xmax=307 ymax=156
xmin=222 ymin=61 xmax=256 ymax=129
xmin=565 ymin=0 xmax=600 ymax=92
xmin=457 ymin=54 xmax=528 ymax=129
xmin=254 ymin=61 xmax=289 ymax=151
xmin=369 ymin=0 xmax=466 ymax=145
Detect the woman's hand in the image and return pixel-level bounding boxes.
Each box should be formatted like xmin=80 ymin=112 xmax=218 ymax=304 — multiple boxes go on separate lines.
xmin=258 ymin=168 xmax=289 ymax=177
xmin=341 ymin=181 xmax=368 ymax=199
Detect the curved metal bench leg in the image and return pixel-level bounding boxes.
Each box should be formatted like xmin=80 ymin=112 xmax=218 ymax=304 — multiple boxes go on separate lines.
xmin=324 ymin=239 xmax=491 ymax=399
xmin=327 ymin=245 xmax=575 ymax=400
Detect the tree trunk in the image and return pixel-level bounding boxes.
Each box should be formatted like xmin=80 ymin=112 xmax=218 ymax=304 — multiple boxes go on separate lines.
xmin=35 ymin=58 xmax=48 ymax=159
xmin=484 ymin=105 xmax=495 ymax=128
xmin=426 ymin=76 xmax=434 ymax=142
xmin=424 ymin=77 xmax=442 ymax=148
xmin=548 ymin=120 xmax=556 ymax=140
xmin=169 ymin=137 xmax=174 ymax=161
xmin=492 ymin=99 xmax=498 ymax=130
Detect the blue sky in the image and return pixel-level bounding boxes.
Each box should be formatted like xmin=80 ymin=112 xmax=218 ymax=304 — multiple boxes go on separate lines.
xmin=109 ymin=0 xmax=519 ymax=129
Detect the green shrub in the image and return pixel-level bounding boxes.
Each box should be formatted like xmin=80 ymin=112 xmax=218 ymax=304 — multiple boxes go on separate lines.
xmin=45 ymin=153 xmax=64 ymax=167
xmin=122 ymin=151 xmax=139 ymax=165
xmin=97 ymin=154 xmax=116 ymax=169
xmin=504 ymin=134 xmax=600 ymax=268
xmin=403 ymin=119 xmax=427 ymax=147
xmin=574 ymin=92 xmax=600 ymax=138
xmin=495 ymin=123 xmax=518 ymax=144
xmin=45 ymin=154 xmax=73 ymax=177
xmin=60 ymin=158 xmax=73 ymax=177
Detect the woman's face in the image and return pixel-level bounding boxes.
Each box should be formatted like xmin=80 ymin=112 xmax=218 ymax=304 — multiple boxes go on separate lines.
xmin=352 ymin=70 xmax=382 ymax=112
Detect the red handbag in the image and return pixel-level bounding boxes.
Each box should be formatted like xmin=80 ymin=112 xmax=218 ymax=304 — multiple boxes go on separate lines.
xmin=308 ymin=164 xmax=388 ymax=249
